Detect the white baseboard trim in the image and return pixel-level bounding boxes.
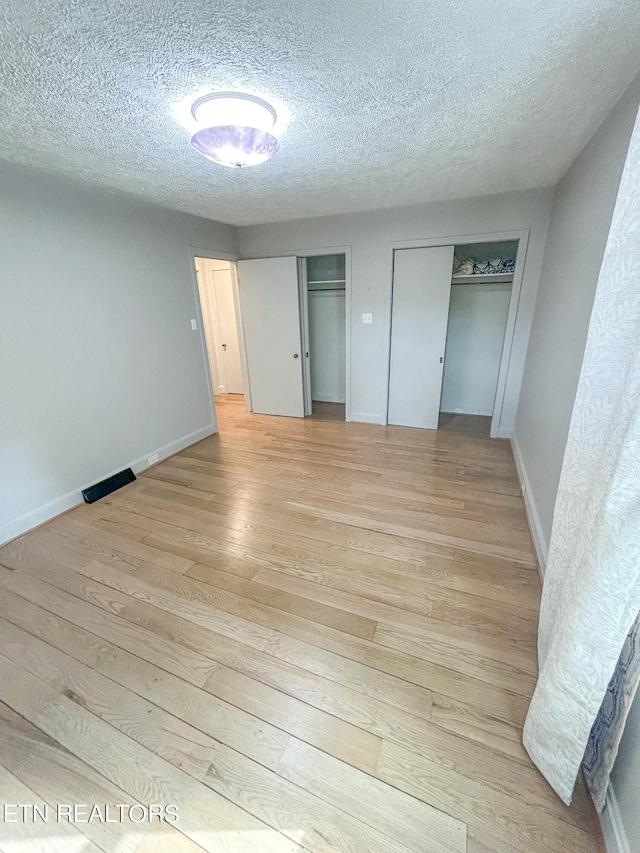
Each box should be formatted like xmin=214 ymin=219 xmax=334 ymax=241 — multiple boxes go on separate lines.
xmin=313 ymin=396 xmax=347 ymax=405
xmin=494 ymin=426 xmax=513 ymax=439
xmin=441 ymin=408 xmax=494 ymax=417
xmin=600 ymin=784 xmax=631 ymax=853
xmin=0 ymin=423 xmax=217 ymax=546
xmin=350 ymin=412 xmax=383 ymax=424
xmin=510 ymin=431 xmax=549 ymax=576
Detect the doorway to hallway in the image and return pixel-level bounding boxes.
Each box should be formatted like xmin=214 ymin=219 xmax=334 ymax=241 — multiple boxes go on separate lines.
xmin=194 ymin=256 xmax=246 ymax=408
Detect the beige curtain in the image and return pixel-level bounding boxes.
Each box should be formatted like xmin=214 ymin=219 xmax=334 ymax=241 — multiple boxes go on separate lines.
xmin=522 ymin=104 xmax=640 ymax=804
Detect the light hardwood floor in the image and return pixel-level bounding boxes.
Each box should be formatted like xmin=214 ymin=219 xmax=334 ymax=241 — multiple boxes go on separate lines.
xmin=0 ymin=395 xmax=597 ymax=852
xmin=437 ymin=413 xmax=491 ymax=439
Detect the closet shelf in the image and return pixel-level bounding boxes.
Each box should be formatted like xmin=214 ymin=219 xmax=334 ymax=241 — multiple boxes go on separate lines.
xmin=307 ymin=279 xmax=346 ymax=284
xmin=452 ymin=273 xmax=513 ymax=284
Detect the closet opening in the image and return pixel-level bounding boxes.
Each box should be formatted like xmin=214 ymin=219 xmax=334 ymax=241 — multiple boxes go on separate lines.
xmin=300 ymin=253 xmax=347 ymax=422
xmin=194 ymin=256 xmax=249 ymax=425
xmin=386 ymin=236 xmax=521 ymax=437
xmin=438 ymin=240 xmax=518 ymax=438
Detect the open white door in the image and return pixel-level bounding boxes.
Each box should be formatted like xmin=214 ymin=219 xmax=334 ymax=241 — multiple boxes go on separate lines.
xmin=237 ymin=256 xmax=305 ymax=417
xmin=388 ymin=246 xmax=454 ymax=428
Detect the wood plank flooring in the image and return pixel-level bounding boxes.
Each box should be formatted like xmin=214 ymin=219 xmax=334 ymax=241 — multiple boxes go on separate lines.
xmin=0 ymin=395 xmax=597 ymax=852
xmin=310 ymin=402 xmax=345 ymax=421
xmin=437 ymin=413 xmax=491 ymax=438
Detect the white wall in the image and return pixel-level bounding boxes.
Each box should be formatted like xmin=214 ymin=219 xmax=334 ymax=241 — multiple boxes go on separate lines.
xmin=0 ymin=161 xmax=239 ymax=544
xmin=308 ymin=292 xmax=346 ymax=403
xmin=513 ymin=74 xmax=640 ymax=566
xmin=239 ymin=187 xmax=553 ymax=428
xmin=440 ymin=283 xmax=511 ymax=416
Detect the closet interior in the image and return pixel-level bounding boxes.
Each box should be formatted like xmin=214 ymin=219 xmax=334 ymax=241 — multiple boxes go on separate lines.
xmin=440 ymin=240 xmax=517 ymax=420
xmin=387 ymin=238 xmax=519 ymax=435
xmin=305 ymin=254 xmax=346 ymax=418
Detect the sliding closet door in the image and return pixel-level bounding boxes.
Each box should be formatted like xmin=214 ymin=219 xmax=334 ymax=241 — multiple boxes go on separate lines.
xmin=388 ymin=246 xmax=454 ymax=428
xmin=236 ymin=257 xmax=304 ymax=417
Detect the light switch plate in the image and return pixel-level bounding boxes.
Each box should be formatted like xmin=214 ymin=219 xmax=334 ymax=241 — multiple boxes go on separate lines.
xmin=190 ymin=318 xmax=198 ymax=330
xmin=362 ymin=313 xmax=373 ymax=324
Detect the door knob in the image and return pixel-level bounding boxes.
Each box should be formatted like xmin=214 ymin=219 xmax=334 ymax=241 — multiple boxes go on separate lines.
xmin=222 ymin=343 xmax=227 ymax=349
xmin=293 ymin=353 xmax=299 ymax=358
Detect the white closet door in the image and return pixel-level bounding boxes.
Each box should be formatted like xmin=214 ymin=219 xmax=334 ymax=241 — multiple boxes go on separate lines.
xmin=388 ymin=246 xmax=454 ymax=429
xmin=237 ymin=257 xmax=304 ymax=417
xmin=213 ymin=268 xmax=244 ymax=394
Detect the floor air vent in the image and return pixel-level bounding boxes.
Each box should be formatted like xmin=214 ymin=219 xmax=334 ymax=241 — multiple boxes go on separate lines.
xmin=82 ymin=468 xmax=136 ymax=504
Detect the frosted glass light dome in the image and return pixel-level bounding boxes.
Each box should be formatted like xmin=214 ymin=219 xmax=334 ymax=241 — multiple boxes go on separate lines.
xmin=191 ymin=125 xmax=280 ymax=168
xmin=190 ymin=92 xmax=280 ymax=168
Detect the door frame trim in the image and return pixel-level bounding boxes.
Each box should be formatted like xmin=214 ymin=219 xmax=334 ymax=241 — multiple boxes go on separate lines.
xmin=297 ymin=258 xmax=312 ymax=416
xmin=228 ymin=262 xmax=253 ymax=412
xmin=383 ymin=230 xmax=530 ymax=437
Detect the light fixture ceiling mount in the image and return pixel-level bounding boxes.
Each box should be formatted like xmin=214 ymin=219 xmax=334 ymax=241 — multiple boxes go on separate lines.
xmin=189 ymin=92 xmax=280 ymax=168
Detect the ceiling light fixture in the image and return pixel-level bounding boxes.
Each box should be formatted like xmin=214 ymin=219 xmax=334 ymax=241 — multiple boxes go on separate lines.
xmin=190 ymin=92 xmax=280 ymax=168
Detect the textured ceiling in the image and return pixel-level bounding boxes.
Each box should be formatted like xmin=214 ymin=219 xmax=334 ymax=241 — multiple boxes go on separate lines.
xmin=1 ymin=1 xmax=639 ymax=226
